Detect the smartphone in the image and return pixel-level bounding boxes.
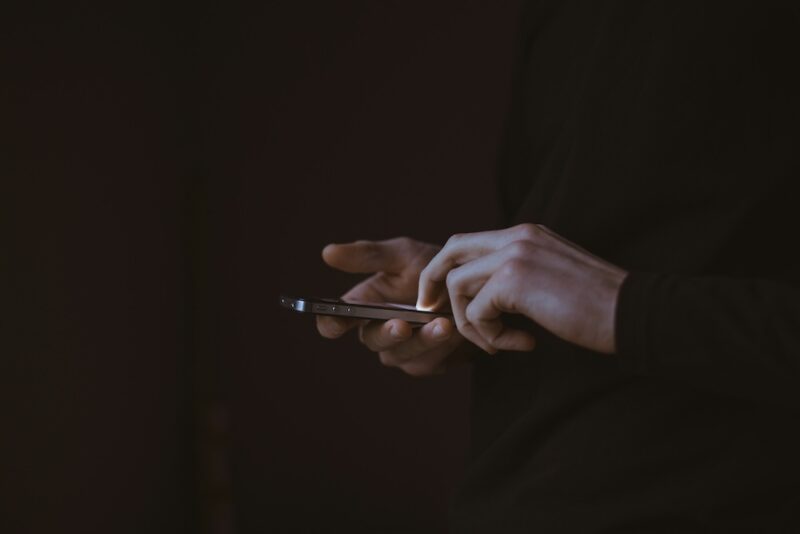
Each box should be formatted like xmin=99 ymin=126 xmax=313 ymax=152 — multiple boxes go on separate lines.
xmin=279 ymin=295 xmax=451 ymax=325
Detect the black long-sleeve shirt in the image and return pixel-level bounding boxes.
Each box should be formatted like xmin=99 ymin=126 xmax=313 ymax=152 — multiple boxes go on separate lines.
xmin=450 ymin=2 xmax=800 ymax=532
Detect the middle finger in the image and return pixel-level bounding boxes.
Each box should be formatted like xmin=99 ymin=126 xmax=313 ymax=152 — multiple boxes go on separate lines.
xmin=417 ymin=228 xmax=530 ymax=310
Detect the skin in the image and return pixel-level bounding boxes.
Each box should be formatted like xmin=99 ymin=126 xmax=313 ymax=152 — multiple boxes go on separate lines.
xmin=316 ymin=237 xmax=474 ymax=376
xmin=319 ymin=224 xmax=629 ymax=376
xmin=417 ymin=223 xmax=629 ymax=357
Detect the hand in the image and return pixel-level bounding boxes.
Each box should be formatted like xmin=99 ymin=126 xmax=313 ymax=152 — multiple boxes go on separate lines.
xmin=317 ymin=237 xmax=472 ymax=376
xmin=417 ymin=224 xmax=628 ymax=355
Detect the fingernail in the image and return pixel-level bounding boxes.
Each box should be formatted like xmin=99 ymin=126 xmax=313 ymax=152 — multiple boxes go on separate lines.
xmin=415 ymin=295 xmax=433 ymax=311
xmin=417 ymin=301 xmax=435 ymax=312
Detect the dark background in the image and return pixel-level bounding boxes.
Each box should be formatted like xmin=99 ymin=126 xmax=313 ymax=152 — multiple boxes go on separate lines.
xmin=1 ymin=1 xmax=520 ymax=532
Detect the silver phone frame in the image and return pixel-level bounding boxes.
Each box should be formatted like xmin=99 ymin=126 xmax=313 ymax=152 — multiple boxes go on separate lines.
xmin=279 ymin=296 xmax=450 ymax=325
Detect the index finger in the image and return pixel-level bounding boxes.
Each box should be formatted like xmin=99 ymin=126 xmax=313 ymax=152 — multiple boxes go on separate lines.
xmin=417 ymin=227 xmax=529 ymax=310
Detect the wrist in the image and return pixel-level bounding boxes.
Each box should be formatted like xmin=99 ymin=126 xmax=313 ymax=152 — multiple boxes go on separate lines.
xmin=598 ymin=269 xmax=629 ymax=354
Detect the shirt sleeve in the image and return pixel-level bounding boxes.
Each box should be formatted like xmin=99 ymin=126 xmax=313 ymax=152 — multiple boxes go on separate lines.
xmin=615 ymin=271 xmax=800 ymax=408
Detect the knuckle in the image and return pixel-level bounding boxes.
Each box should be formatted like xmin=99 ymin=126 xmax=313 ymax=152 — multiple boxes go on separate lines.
xmin=499 ymin=258 xmax=527 ymax=281
xmin=464 ymin=304 xmax=479 ymax=324
xmin=507 ymin=239 xmax=535 ymax=258
xmin=514 ymin=223 xmax=540 ymax=241
xmin=446 ymin=233 xmax=464 ymax=247
xmin=445 ymin=268 xmax=461 ymax=292
xmin=483 ymin=329 xmax=500 ymax=347
xmin=450 ymin=315 xmax=465 ymax=334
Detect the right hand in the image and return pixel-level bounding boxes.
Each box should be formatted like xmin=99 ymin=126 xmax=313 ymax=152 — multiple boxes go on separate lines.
xmin=316 ymin=237 xmax=472 ymax=376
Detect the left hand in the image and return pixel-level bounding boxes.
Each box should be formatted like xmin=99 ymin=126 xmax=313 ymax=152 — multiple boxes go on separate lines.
xmin=416 ymin=223 xmax=628 ymax=355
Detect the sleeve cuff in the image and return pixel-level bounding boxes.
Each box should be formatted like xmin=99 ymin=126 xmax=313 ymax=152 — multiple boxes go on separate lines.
xmin=615 ymin=271 xmax=662 ymax=375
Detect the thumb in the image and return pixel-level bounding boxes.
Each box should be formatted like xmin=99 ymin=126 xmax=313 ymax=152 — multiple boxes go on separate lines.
xmin=322 ymin=238 xmax=409 ymax=274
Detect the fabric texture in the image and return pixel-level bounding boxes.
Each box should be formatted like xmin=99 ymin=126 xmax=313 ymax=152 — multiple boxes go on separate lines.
xmin=450 ymin=2 xmax=800 ymax=532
